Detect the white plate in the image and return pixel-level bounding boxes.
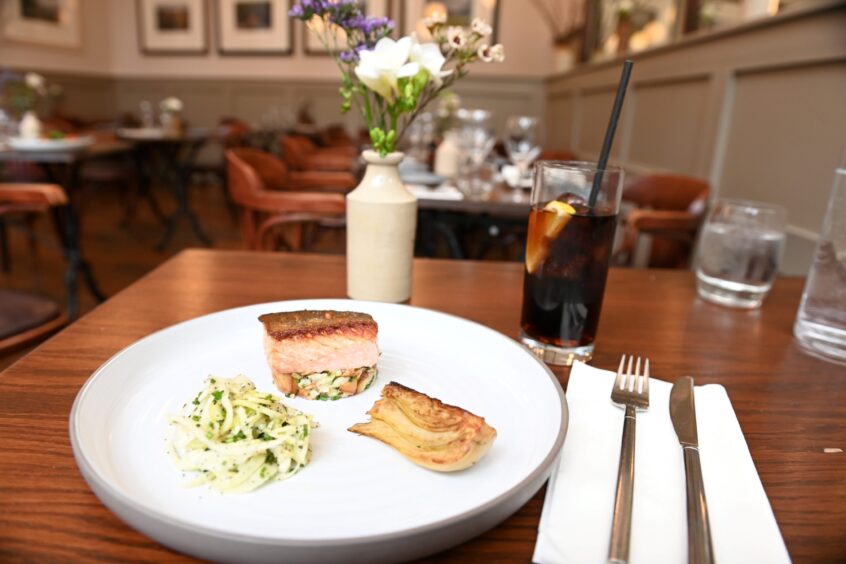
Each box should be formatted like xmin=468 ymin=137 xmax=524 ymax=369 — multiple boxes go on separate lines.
xmin=8 ymin=136 xmax=94 ymax=151
xmin=70 ymin=299 xmax=567 ymax=563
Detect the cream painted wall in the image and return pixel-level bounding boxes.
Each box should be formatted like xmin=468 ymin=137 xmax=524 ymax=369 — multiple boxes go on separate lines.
xmin=106 ymin=0 xmax=553 ymax=79
xmin=0 ymin=0 xmax=113 ymax=76
xmin=1 ymin=1 xmax=553 ymax=79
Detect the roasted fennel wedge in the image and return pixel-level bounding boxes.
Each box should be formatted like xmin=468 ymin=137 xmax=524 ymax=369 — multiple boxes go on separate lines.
xmin=348 ymin=382 xmax=496 ymax=472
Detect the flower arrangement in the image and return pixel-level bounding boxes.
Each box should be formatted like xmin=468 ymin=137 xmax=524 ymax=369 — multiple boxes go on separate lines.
xmin=0 ymin=71 xmax=47 ymax=115
xmin=160 ymin=97 xmax=184 ymax=113
xmin=289 ymin=1 xmax=505 ymax=156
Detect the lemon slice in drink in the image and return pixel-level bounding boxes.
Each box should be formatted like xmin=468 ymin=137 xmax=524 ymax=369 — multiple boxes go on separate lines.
xmin=525 ymin=201 xmax=576 ymax=274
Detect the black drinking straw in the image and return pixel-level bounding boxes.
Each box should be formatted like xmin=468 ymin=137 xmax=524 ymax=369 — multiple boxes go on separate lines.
xmin=588 ymin=60 xmax=634 ymax=207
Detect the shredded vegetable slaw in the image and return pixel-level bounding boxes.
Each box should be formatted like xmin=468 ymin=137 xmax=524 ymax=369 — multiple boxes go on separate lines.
xmin=167 ymin=375 xmax=314 ymax=493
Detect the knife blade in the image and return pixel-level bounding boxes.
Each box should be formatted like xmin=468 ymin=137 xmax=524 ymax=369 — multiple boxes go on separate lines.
xmin=670 ymin=376 xmax=698 ymax=446
xmin=670 ymin=377 xmax=714 ymax=564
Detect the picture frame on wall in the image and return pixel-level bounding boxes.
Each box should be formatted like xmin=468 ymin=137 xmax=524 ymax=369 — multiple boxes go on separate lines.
xmin=1 ymin=0 xmax=82 ymax=48
xmin=137 ymin=0 xmax=208 ymax=55
xmin=303 ymin=0 xmax=391 ymax=56
xmin=217 ymin=0 xmax=293 ymax=55
xmin=402 ymin=0 xmax=500 ymax=43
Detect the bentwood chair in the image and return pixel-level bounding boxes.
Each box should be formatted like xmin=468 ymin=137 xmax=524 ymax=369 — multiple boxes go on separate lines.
xmin=616 ymin=174 xmax=710 ymax=268
xmin=279 ymin=134 xmax=358 ymax=173
xmin=225 ymin=149 xmax=345 ymax=251
xmin=0 ymin=183 xmax=68 ymax=354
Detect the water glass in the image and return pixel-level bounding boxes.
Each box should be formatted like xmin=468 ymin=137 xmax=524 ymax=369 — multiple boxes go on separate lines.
xmin=505 ymin=116 xmax=541 ymax=177
xmin=455 ymin=109 xmax=495 ymax=193
xmin=794 ymin=168 xmax=846 ymax=364
xmin=519 ymin=161 xmax=624 ymax=365
xmin=696 ymin=199 xmax=787 ymax=308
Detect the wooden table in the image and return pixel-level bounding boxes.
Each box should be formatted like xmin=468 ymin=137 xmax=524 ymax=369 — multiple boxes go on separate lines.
xmin=0 ymin=140 xmax=134 ymax=318
xmin=0 ymin=251 xmax=843 ymax=562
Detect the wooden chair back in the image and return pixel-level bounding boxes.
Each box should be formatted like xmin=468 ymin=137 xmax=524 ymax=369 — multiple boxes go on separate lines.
xmin=617 ymin=174 xmax=711 ymax=268
xmin=225 ymin=149 xmax=345 ymax=250
xmin=623 ymin=174 xmax=709 ymax=213
xmin=0 ymin=183 xmax=69 ymax=354
xmin=279 ymin=135 xmax=314 ymax=171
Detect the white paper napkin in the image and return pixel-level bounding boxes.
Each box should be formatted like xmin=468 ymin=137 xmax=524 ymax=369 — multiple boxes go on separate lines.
xmin=534 ymin=362 xmax=790 ymax=564
xmin=405 ymin=183 xmax=464 ymax=201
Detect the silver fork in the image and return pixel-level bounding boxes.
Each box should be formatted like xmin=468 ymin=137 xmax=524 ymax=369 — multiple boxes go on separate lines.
xmin=608 ymin=355 xmax=650 ymax=564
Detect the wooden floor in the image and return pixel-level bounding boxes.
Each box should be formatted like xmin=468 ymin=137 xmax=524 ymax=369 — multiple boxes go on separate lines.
xmin=0 ymin=179 xmax=344 ymax=370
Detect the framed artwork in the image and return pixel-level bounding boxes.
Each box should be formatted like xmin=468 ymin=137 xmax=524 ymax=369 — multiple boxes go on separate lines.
xmin=137 ymin=0 xmax=208 ymax=55
xmin=303 ymin=0 xmax=391 ymax=56
xmin=403 ymin=0 xmax=500 ymax=43
xmin=217 ymin=0 xmax=293 ymax=55
xmin=1 ymin=0 xmax=82 ymax=48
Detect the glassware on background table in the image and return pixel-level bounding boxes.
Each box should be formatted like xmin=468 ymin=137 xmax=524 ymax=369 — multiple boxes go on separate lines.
xmin=794 ymin=168 xmax=846 ymax=364
xmin=406 ymin=112 xmax=435 ymax=165
xmin=139 ymin=100 xmax=155 ymax=128
xmin=455 ymin=109 xmax=495 ymax=193
xmin=504 ymin=116 xmax=541 ymax=182
xmin=696 ymin=200 xmax=786 ymax=308
xmin=520 ymin=161 xmax=624 ymax=365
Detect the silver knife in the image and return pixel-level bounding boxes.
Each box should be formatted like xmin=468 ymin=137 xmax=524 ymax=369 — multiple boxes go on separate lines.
xmin=670 ymin=377 xmax=715 ymax=564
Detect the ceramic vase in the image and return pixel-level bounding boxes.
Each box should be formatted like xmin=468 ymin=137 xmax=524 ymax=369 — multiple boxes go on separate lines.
xmin=19 ymin=111 xmax=42 ymax=139
xmin=346 ymin=150 xmax=417 ymax=302
xmin=434 ymin=131 xmax=460 ymax=178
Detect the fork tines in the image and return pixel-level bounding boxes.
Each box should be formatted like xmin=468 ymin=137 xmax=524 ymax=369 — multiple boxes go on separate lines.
xmin=612 ymin=354 xmax=650 ymax=408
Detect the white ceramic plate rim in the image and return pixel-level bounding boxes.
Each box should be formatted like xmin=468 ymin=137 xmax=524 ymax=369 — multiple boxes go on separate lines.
xmin=69 ymin=300 xmax=567 ymax=548
xmin=8 ymin=136 xmax=94 ymax=150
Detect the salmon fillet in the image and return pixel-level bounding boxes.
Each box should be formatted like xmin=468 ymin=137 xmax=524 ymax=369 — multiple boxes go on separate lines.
xmin=259 ymin=310 xmax=379 ymax=400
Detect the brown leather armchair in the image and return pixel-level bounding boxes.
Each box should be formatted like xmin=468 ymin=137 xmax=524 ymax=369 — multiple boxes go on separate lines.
xmin=225 ymin=148 xmax=345 ymax=251
xmin=229 ymin=147 xmax=356 ymax=194
xmin=319 ymin=124 xmax=357 ymax=149
xmin=616 ymin=174 xmax=710 ymax=269
xmin=0 ymin=183 xmax=68 ymax=354
xmin=280 ymin=134 xmax=358 ymax=172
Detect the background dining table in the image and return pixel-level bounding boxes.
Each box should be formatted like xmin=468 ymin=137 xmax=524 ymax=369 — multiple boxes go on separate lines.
xmin=0 ymin=250 xmax=843 ymax=562
xmin=0 ymin=139 xmax=134 ymax=318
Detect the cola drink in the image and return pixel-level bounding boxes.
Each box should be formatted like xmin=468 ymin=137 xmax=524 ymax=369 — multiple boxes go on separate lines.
xmin=520 ymin=200 xmax=617 ymax=354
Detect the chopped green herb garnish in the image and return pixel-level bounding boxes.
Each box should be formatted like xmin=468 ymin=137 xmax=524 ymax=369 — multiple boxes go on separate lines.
xmin=212 ymin=390 xmax=224 ymax=403
xmin=265 ymin=450 xmax=277 ymax=465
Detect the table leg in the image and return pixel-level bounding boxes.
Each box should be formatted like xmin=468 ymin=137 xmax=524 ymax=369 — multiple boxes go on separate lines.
xmin=155 ymin=141 xmax=213 ymax=251
xmin=46 ymin=162 xmax=106 ymax=319
xmin=433 ymin=211 xmax=466 ymax=259
xmin=126 ymin=148 xmax=167 ymax=227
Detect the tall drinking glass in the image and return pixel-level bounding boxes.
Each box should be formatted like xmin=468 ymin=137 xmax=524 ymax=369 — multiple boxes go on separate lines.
xmin=696 ymin=200 xmax=786 ymax=308
xmin=505 ymin=116 xmax=541 ymax=177
xmin=794 ymin=168 xmax=846 ymax=364
xmin=520 ymin=161 xmax=624 ymax=365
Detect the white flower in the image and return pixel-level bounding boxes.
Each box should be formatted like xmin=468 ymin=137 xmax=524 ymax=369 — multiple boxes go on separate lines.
xmin=355 ymin=36 xmax=420 ymax=102
xmin=471 ymin=18 xmax=492 ymax=37
xmin=445 ymin=27 xmax=467 ymax=52
xmin=490 ymin=44 xmax=506 ymax=62
xmin=160 ymin=96 xmax=183 ymax=112
xmin=423 ymin=11 xmax=446 ymax=28
xmin=477 ymin=44 xmax=493 ymax=62
xmin=410 ymin=40 xmax=451 ymax=86
xmin=24 ymin=72 xmax=45 ymax=92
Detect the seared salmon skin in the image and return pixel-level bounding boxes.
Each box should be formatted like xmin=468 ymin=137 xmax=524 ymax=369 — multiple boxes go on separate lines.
xmin=258 ymin=310 xmax=379 ymax=400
